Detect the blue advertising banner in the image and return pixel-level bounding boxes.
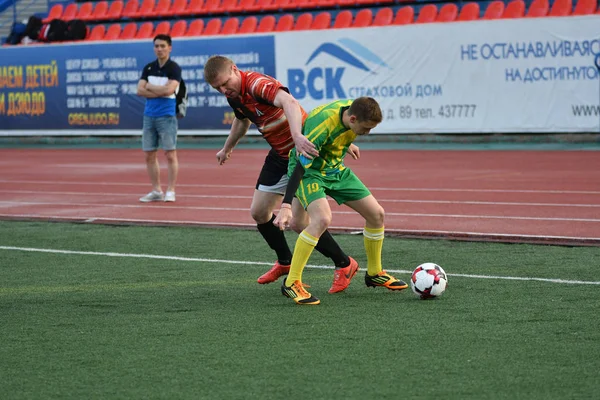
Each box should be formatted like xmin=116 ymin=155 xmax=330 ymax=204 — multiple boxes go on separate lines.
xmin=0 ymin=36 xmax=275 ymax=135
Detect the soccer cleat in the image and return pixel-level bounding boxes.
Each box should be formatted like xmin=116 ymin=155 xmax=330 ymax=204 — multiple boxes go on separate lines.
xmin=164 ymin=191 xmax=176 ymax=202
xmin=257 ymin=261 xmax=290 ymax=284
xmin=365 ymin=270 xmax=409 ymax=291
xmin=139 ymin=190 xmax=164 ymax=202
xmin=328 ymin=257 xmax=360 ymax=294
xmin=281 ymin=280 xmax=320 ymax=305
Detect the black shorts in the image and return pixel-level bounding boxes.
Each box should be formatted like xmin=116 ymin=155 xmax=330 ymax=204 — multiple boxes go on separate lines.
xmin=255 ymin=149 xmax=289 ymax=194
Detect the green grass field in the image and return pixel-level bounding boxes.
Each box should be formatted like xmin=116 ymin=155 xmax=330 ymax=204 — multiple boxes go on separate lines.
xmin=1 ymin=221 xmax=599 ymax=399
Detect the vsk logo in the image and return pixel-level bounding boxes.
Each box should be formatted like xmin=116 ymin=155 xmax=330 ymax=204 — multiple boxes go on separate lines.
xmin=287 ymin=38 xmax=388 ymax=100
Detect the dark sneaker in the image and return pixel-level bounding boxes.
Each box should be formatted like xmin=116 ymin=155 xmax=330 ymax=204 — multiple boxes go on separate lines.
xmin=281 ymin=280 xmax=320 ymax=305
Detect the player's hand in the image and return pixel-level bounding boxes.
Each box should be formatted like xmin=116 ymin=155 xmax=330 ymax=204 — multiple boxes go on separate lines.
xmin=293 ymin=135 xmax=319 ymax=160
xmin=216 ymin=148 xmax=231 ymax=165
xmin=274 ymin=206 xmax=293 ymax=231
xmin=347 ymin=144 xmax=360 ymax=160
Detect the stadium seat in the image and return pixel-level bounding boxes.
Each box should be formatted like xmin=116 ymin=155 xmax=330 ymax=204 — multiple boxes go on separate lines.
xmin=203 ymin=18 xmax=222 ymax=35
xmin=233 ymin=0 xmax=256 ymax=12
xmin=457 ymin=2 xmax=480 ymax=21
xmin=416 ymin=4 xmax=437 ymax=23
xmin=333 ymin=10 xmax=353 ymax=28
xmin=87 ymin=1 xmax=108 ymax=20
xmin=239 ymin=16 xmax=258 ymax=33
xmin=76 ymin=2 xmax=94 ymax=21
xmin=135 ymin=22 xmax=154 ymax=38
xmin=337 ymin=0 xmax=356 ymax=6
xmin=317 ymin=0 xmax=337 ymax=7
xmin=356 ymin=0 xmax=378 ymax=5
xmin=483 ymin=1 xmax=505 ymax=19
xmin=256 ymin=15 xmax=276 ymax=32
xmin=105 ymin=1 xmax=124 ymax=20
xmin=572 ymin=0 xmax=596 ymax=14
xmin=295 ymin=0 xmax=318 ymax=9
xmin=252 ymin=0 xmax=276 ymax=11
xmin=134 ymin=0 xmax=156 ymax=18
xmin=311 ymin=12 xmax=331 ymax=29
xmin=275 ymin=14 xmax=294 ymax=31
xmin=183 ymin=0 xmax=203 ymax=15
xmin=122 ymin=0 xmax=140 ymax=18
xmin=394 ymin=6 xmax=414 ymax=24
xmin=170 ymin=20 xmax=187 ymax=36
xmin=203 ymin=0 xmax=222 ymax=13
xmin=219 ymin=0 xmax=239 ymax=12
xmin=154 ymin=21 xmax=171 ymax=35
xmin=526 ymin=0 xmax=549 ymax=17
xmin=221 ymin=17 xmax=239 ymax=34
xmin=503 ymin=0 xmax=525 ymax=17
xmin=43 ymin=4 xmax=63 ymax=23
xmin=60 ymin=4 xmax=78 ymax=21
xmin=120 ymin=22 xmax=138 ymax=39
xmin=353 ymin=8 xmax=373 ymax=27
xmin=275 ymin=0 xmax=296 ymax=10
xmin=373 ymin=7 xmax=393 ymax=26
xmin=549 ymin=0 xmax=573 ymax=15
xmin=437 ymin=3 xmax=458 ymax=22
xmin=87 ymin=24 xmax=106 ymax=40
xmin=294 ymin=13 xmax=313 ymax=30
xmin=185 ymin=19 xmax=204 ymax=35
xmin=151 ymin=0 xmax=172 ymax=17
xmin=166 ymin=0 xmax=186 ymax=16
xmin=104 ymin=23 xmax=122 ymax=40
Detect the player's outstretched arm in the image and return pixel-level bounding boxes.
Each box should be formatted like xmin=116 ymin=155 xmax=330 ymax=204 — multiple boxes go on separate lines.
xmin=216 ymin=118 xmax=252 ymax=165
xmin=273 ymin=90 xmax=318 ymax=159
xmin=274 ymin=160 xmax=305 ymax=230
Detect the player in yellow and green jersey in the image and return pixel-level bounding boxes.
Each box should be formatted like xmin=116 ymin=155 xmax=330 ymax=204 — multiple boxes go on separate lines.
xmin=274 ymin=97 xmax=409 ymax=305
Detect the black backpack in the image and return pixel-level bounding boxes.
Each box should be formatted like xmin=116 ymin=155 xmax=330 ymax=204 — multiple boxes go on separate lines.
xmin=24 ymin=16 xmax=43 ymax=40
xmin=176 ymin=79 xmax=188 ymax=119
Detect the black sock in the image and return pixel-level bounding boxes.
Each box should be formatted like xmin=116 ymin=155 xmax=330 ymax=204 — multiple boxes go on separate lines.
xmin=256 ymin=215 xmax=292 ymax=265
xmin=315 ymin=230 xmax=350 ymax=269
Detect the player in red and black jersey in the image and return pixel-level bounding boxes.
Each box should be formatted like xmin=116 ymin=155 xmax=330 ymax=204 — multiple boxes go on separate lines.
xmin=204 ymin=55 xmax=359 ymax=291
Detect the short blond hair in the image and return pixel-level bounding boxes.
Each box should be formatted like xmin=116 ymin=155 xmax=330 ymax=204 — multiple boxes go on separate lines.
xmin=204 ymin=55 xmax=234 ymax=84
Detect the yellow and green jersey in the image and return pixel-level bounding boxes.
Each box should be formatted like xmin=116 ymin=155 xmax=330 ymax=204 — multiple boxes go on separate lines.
xmin=289 ymin=99 xmax=356 ymax=176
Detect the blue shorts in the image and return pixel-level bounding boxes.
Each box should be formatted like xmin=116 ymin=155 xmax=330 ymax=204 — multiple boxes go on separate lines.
xmin=142 ymin=115 xmax=178 ymax=151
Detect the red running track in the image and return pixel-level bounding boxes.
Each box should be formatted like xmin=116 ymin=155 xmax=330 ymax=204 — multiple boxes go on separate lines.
xmin=1 ymin=148 xmax=599 ymax=246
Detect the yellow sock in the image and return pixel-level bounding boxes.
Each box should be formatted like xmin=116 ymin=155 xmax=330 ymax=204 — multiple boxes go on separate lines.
xmin=285 ymin=230 xmax=318 ymax=286
xmin=364 ymin=226 xmax=384 ymax=276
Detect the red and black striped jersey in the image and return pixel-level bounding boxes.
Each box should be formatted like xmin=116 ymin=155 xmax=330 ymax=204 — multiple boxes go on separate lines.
xmin=227 ymin=70 xmax=307 ymax=159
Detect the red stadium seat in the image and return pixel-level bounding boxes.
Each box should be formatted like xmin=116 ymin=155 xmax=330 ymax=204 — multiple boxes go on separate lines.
xmin=394 ymin=6 xmax=414 ymax=24
xmin=202 ymin=0 xmax=221 ymax=13
xmin=154 ymin=21 xmax=171 ymax=35
xmin=104 ymin=23 xmax=122 ymax=40
xmin=184 ymin=0 xmax=204 ymax=15
xmin=457 ymin=2 xmax=480 ymax=21
xmin=311 ymin=12 xmax=331 ymax=29
xmin=185 ymin=19 xmax=204 ymax=35
xmin=317 ymin=0 xmax=336 ymax=7
xmin=76 ymin=2 xmax=94 ymax=21
xmin=333 ymin=10 xmax=353 ymax=28
xmin=203 ymin=18 xmax=222 ymax=35
xmin=256 ymin=15 xmax=276 ymax=32
xmin=239 ymin=16 xmax=258 ymax=33
xmin=573 ymin=0 xmax=597 ymax=14
xmin=437 ymin=3 xmax=458 ymax=22
xmin=170 ymin=20 xmax=187 ymax=36
xmin=549 ymin=0 xmax=573 ymax=15
xmin=483 ymin=1 xmax=505 ymax=19
xmin=416 ymin=4 xmax=437 ymax=23
xmin=252 ymin=0 xmax=275 ymax=11
xmin=134 ymin=0 xmax=156 ymax=18
xmin=221 ymin=17 xmax=239 ymax=34
xmin=87 ymin=24 xmax=106 ymax=40
xmin=88 ymin=1 xmax=108 ymax=20
xmin=353 ymin=8 xmax=373 ymax=27
xmin=295 ymin=0 xmax=318 ymax=9
xmin=219 ymin=0 xmax=239 ymax=12
xmin=43 ymin=4 xmax=63 ymax=23
xmin=120 ymin=23 xmax=138 ymax=39
xmin=356 ymin=0 xmax=378 ymax=5
xmin=151 ymin=0 xmax=172 ymax=16
xmin=166 ymin=0 xmax=186 ymax=16
xmin=274 ymin=0 xmax=295 ymax=10
xmin=503 ymin=0 xmax=525 ymax=17
xmin=275 ymin=14 xmax=294 ymax=31
xmin=233 ymin=0 xmax=256 ymax=12
xmin=61 ymin=4 xmax=78 ymax=21
xmin=294 ymin=13 xmax=313 ymax=30
xmin=135 ymin=22 xmax=154 ymax=39
xmin=526 ymin=0 xmax=549 ymax=17
xmin=373 ymin=7 xmax=393 ymax=26
xmin=337 ymin=0 xmax=356 ymax=6
xmin=105 ymin=0 xmax=124 ymax=20
xmin=122 ymin=0 xmax=140 ymax=18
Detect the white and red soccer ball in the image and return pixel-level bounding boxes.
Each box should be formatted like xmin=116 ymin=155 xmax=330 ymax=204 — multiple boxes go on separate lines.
xmin=410 ymin=263 xmax=448 ymax=299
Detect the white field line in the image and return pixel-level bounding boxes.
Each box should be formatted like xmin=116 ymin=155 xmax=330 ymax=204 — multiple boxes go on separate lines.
xmin=1 ymin=246 xmax=599 ymax=286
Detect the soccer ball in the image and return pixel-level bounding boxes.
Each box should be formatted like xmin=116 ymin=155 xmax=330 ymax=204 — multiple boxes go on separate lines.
xmin=410 ymin=263 xmax=448 ymax=299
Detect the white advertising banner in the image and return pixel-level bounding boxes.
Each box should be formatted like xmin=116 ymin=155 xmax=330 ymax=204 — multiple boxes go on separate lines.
xmin=275 ymin=16 xmax=600 ymax=133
